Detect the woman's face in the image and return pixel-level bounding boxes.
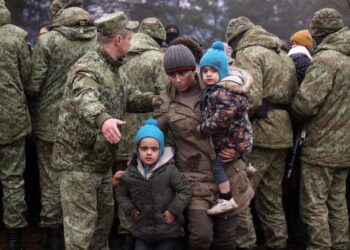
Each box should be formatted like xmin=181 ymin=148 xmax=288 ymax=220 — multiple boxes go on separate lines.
xmin=168 ymin=70 xmax=196 ymax=92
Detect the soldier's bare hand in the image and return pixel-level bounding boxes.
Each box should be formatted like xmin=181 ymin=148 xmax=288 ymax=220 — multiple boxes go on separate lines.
xmin=163 ymin=210 xmax=175 ymax=223
xmin=113 ymin=170 xmax=125 ymax=186
xmin=102 ymin=119 xmax=126 ymax=144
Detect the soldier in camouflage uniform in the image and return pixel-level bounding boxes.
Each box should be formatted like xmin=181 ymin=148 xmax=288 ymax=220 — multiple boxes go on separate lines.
xmin=0 ymin=1 xmax=31 ymax=249
xmin=52 ymin=12 xmax=155 ymax=250
xmin=291 ymin=8 xmax=350 ymax=250
xmin=225 ymin=17 xmax=297 ymax=250
xmin=27 ymin=1 xmax=96 ymax=248
xmin=116 ymin=17 xmax=168 ymax=248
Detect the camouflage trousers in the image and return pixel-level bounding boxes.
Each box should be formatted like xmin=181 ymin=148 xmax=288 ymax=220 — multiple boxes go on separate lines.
xmin=235 ymin=148 xmax=288 ymax=248
xmin=59 ymin=169 xmax=114 ymax=250
xmin=0 ymin=139 xmax=28 ymax=228
xmin=300 ymin=162 xmax=349 ymax=250
xmin=36 ymin=139 xmax=62 ymax=228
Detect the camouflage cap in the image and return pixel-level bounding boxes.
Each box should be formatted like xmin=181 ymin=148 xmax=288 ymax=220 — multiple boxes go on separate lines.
xmin=310 ymin=8 xmax=344 ymax=37
xmin=51 ymin=7 xmax=90 ymax=28
xmin=50 ymin=0 xmax=82 ymax=17
xmin=226 ymin=16 xmax=254 ymax=44
xmin=95 ymin=11 xmax=139 ymax=36
xmin=138 ymin=17 xmax=166 ymax=41
xmin=0 ymin=0 xmax=11 ymax=25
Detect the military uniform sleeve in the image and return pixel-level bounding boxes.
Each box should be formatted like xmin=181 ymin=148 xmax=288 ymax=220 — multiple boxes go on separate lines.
xmin=26 ymin=37 xmax=47 ymax=98
xmin=18 ymin=35 xmax=31 ymax=95
xmin=235 ymin=52 xmax=263 ymax=116
xmin=291 ymin=57 xmax=335 ymax=120
xmin=152 ymin=58 xmax=169 ymax=94
xmin=201 ymin=90 xmax=238 ymax=135
xmin=166 ymin=166 xmax=192 ymax=217
xmin=125 ymin=85 xmax=154 ymax=113
xmin=70 ymin=74 xmax=112 ymax=128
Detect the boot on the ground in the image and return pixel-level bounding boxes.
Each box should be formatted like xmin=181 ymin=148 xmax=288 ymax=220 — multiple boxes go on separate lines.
xmin=7 ymin=228 xmax=24 ymax=250
xmin=45 ymin=227 xmax=63 ymax=250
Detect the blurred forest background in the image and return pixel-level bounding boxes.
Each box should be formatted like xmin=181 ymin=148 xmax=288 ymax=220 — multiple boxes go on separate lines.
xmin=4 ymin=0 xmax=350 ymax=47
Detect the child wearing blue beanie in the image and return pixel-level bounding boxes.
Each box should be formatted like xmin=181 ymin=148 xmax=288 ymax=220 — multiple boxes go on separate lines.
xmin=197 ymin=41 xmax=254 ymax=215
xmin=116 ymin=119 xmax=192 ymax=249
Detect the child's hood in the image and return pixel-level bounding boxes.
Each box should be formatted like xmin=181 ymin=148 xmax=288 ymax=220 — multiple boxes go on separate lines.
xmin=136 ymin=146 xmax=174 ymax=178
xmin=220 ymin=69 xmax=252 ymax=96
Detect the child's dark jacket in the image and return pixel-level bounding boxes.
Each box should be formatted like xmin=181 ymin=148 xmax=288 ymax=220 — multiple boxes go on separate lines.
xmin=115 ymin=147 xmax=192 ymax=243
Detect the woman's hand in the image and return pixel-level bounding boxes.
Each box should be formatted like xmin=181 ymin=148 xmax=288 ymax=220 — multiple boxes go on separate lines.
xmin=112 ymin=170 xmax=125 ymax=186
xmin=219 ymin=148 xmax=240 ymax=163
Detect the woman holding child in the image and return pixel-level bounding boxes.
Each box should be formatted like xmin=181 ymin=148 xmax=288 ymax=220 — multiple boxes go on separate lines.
xmin=153 ymin=44 xmax=254 ymax=250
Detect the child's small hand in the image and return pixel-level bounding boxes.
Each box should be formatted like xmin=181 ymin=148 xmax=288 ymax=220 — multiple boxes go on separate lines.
xmin=132 ymin=210 xmax=140 ymax=220
xmin=163 ymin=210 xmax=175 ymax=223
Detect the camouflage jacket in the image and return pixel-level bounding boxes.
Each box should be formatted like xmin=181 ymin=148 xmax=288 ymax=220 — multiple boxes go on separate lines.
xmin=234 ymin=26 xmax=297 ymax=149
xmin=154 ymin=75 xmax=254 ymax=213
xmin=0 ymin=3 xmax=31 ymax=144
xmin=52 ymin=45 xmax=154 ymax=173
xmin=200 ymin=80 xmax=253 ymax=153
xmin=291 ymin=27 xmax=350 ymax=167
xmin=116 ymin=32 xmax=168 ymax=161
xmin=28 ymin=7 xmax=96 ymax=142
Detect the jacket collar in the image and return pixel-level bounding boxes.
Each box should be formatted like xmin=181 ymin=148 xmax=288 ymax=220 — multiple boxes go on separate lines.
xmin=96 ymin=44 xmax=125 ymax=69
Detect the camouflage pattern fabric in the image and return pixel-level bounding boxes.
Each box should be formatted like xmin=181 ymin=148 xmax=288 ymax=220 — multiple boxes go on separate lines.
xmin=28 ymin=7 xmax=96 ymax=142
xmin=236 ymin=148 xmax=288 ymax=248
xmin=310 ymin=8 xmax=344 ymax=37
xmin=138 ymin=17 xmax=166 ymax=41
xmin=300 ymin=162 xmax=349 ymax=250
xmin=231 ymin=23 xmax=297 ymax=149
xmin=291 ymin=27 xmax=350 ymax=168
xmin=52 ymin=45 xmax=154 ymax=173
xmin=225 ymin=20 xmax=295 ymax=248
xmin=234 ymin=207 xmax=256 ymax=248
xmin=0 ymin=3 xmax=31 ymax=145
xmin=117 ymin=32 xmax=168 ymax=161
xmin=59 ymin=169 xmax=114 ymax=250
xmin=0 ymin=139 xmax=28 ymax=228
xmin=36 ymin=139 xmax=62 ymax=228
xmin=50 ymin=0 xmax=82 ymax=17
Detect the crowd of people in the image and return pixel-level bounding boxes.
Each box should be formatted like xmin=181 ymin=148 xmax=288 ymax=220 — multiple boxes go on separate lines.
xmin=1 ymin=0 xmax=350 ymax=250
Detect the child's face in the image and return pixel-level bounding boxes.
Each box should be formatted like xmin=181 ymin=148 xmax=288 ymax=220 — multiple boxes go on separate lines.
xmin=138 ymin=137 xmax=160 ymax=166
xmin=202 ymin=66 xmax=220 ymax=86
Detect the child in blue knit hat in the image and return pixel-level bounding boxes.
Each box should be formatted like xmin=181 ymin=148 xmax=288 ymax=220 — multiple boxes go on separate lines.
xmin=116 ymin=119 xmax=192 ymax=249
xmin=196 ymin=41 xmax=254 ymax=215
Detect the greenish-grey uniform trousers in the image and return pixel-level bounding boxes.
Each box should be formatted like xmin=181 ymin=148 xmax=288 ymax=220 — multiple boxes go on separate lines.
xmin=0 ymin=139 xmax=28 ymax=228
xmin=235 ymin=148 xmax=288 ymax=248
xmin=36 ymin=139 xmax=62 ymax=228
xmin=59 ymin=169 xmax=114 ymax=250
xmin=300 ymin=161 xmax=349 ymax=250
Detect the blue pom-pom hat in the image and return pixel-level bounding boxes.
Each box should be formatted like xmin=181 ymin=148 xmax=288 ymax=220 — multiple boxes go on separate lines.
xmin=199 ymin=41 xmax=229 ymax=80
xmin=135 ymin=118 xmax=165 ymax=156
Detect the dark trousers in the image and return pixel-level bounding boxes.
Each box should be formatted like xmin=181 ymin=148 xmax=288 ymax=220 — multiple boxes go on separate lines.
xmin=212 ymin=154 xmax=229 ymax=184
xmin=134 ymin=238 xmax=183 ymax=250
xmin=187 ymin=209 xmax=238 ymax=250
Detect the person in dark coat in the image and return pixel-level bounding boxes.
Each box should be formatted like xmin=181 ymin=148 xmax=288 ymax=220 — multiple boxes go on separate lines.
xmin=116 ymin=119 xmax=192 ymax=250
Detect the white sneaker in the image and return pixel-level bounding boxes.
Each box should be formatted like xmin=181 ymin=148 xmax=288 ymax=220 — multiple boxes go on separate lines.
xmin=207 ymin=198 xmax=238 ymax=215
xmin=246 ymin=163 xmax=257 ymax=177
